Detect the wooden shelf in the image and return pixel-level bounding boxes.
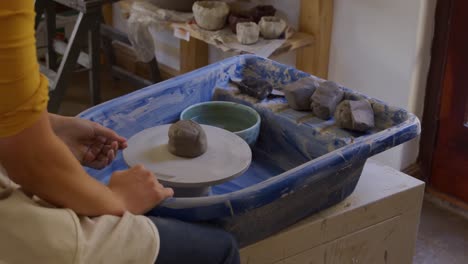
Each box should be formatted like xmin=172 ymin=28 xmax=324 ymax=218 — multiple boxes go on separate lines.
xmin=116 ymin=0 xmax=333 ymax=78
xmin=171 ymin=22 xmax=315 ymax=58
xmin=271 ymin=32 xmax=315 ymax=57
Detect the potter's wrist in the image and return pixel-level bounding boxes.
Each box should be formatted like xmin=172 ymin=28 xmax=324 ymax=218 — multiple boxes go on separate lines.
xmin=48 ymin=113 xmax=72 ymax=134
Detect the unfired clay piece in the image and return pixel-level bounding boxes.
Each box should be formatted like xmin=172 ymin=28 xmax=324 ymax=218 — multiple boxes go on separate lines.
xmin=310 ymin=81 xmax=344 ymax=120
xmin=168 ymin=120 xmax=207 ymax=158
xmin=335 ymin=100 xmax=375 ymax=132
xmin=193 ymin=1 xmax=230 ymax=31
xmin=236 ymin=77 xmax=273 ymax=100
xmin=259 ymin=16 xmax=287 ymax=39
xmin=283 ymin=78 xmax=318 ymax=110
xmin=237 ymin=22 xmax=260 ymax=45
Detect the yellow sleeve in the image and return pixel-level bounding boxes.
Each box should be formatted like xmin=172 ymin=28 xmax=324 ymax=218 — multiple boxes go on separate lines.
xmin=0 ymin=1 xmax=49 ymax=138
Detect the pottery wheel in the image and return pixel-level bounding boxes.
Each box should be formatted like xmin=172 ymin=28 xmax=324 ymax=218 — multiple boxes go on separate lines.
xmin=123 ymin=124 xmax=252 ymax=189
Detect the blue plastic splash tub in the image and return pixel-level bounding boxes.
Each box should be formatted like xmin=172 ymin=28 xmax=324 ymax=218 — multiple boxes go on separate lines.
xmin=80 ymin=55 xmax=420 ymax=246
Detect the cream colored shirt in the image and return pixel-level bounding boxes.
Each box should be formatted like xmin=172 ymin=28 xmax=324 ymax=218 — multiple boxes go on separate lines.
xmin=0 ymin=167 xmax=159 ymax=264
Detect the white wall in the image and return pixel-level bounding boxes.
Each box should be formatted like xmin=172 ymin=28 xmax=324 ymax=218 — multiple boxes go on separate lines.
xmin=328 ymin=0 xmax=436 ymax=170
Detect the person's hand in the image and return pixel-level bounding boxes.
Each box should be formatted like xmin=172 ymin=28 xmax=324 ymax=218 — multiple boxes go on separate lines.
xmin=109 ymin=165 xmax=174 ymax=214
xmin=50 ymin=114 xmax=127 ymax=169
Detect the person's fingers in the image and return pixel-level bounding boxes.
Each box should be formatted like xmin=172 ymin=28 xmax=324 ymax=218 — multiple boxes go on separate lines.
xmin=155 ymin=182 xmax=164 ymax=189
xmin=111 ymin=141 xmax=119 ymax=152
xmin=107 ymin=149 xmax=115 ymax=164
xmin=95 ymin=135 xmax=107 ymax=144
xmin=89 ymin=142 xmax=105 ymax=157
xmin=161 ymin=187 xmax=174 ymax=198
xmin=120 ymin=141 xmax=128 ymax=149
xmin=101 ymin=144 xmax=113 ymax=154
xmin=93 ymin=123 xmax=127 ymax=145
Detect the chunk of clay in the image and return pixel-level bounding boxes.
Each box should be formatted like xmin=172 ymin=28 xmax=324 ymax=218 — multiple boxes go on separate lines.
xmin=259 ymin=16 xmax=287 ymax=39
xmin=236 ymin=77 xmax=273 ymax=100
xmin=310 ymin=81 xmax=344 ymax=120
xmin=237 ymin=22 xmax=260 ymax=45
xmin=168 ymin=120 xmax=207 ymax=158
xmin=193 ymin=1 xmax=230 ymax=31
xmin=335 ymin=100 xmax=375 ymax=132
xmin=283 ymin=78 xmax=318 ymax=110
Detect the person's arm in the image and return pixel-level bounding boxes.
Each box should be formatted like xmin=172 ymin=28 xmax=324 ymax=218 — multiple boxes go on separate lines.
xmin=0 ymin=111 xmax=173 ymax=216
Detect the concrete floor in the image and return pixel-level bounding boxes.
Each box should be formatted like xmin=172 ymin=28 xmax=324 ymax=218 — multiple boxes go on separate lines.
xmin=60 ymin=69 xmax=468 ymax=264
xmin=414 ymin=201 xmax=468 ymax=264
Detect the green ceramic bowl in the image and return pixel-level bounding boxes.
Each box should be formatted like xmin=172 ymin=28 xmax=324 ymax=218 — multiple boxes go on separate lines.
xmin=180 ymin=101 xmax=261 ymax=145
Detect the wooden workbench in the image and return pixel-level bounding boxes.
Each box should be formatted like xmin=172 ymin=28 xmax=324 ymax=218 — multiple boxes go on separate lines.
xmin=240 ymin=160 xmax=425 ymax=264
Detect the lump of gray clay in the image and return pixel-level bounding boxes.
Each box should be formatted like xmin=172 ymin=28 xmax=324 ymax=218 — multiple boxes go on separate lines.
xmin=283 ymin=78 xmax=318 ymax=110
xmin=310 ymin=81 xmax=344 ymax=120
xmin=335 ymin=100 xmax=375 ymax=132
xmin=168 ymin=120 xmax=207 ymax=158
xmin=236 ymin=77 xmax=273 ymax=100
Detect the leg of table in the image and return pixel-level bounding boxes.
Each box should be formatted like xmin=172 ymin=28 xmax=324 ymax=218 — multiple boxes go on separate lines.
xmin=34 ymin=0 xmax=46 ymax=30
xmin=48 ymin=12 xmax=89 ymax=113
xmin=180 ymin=38 xmax=209 ymax=74
xmin=88 ymin=13 xmax=101 ymax=105
xmin=149 ymin=58 xmax=162 ymax=83
xmin=45 ymin=1 xmax=58 ymax=71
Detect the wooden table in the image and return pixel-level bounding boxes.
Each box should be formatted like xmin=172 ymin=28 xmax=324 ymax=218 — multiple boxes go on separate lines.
xmin=240 ymin=160 xmax=425 ymax=264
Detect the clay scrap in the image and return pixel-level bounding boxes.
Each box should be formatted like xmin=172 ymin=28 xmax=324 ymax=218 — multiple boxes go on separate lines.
xmin=310 ymin=81 xmax=344 ymax=120
xmin=335 ymin=100 xmax=375 ymax=132
xmin=168 ymin=120 xmax=208 ymax=158
xmin=235 ymin=77 xmax=273 ymax=100
xmin=283 ymin=78 xmax=318 ymax=110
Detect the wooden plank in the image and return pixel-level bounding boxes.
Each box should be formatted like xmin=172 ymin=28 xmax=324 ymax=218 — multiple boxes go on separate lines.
xmin=296 ymin=0 xmax=334 ymax=79
xmin=158 ymin=63 xmax=180 ymax=80
xmin=418 ymin=0 xmax=453 ymax=181
xmin=173 ymin=23 xmax=314 ymax=58
xmin=429 ymin=0 xmax=468 ymax=203
xmin=179 ymin=38 xmax=209 ymax=74
xmin=102 ymin=3 xmax=113 ymax=25
xmin=272 ymin=32 xmax=314 ymax=57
